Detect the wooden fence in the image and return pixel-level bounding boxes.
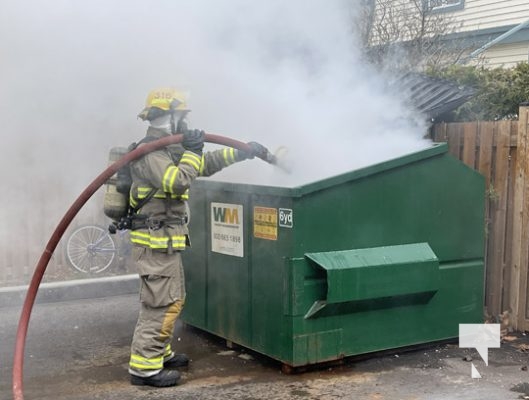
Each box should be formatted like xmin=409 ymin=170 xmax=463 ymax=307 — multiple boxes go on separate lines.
xmin=431 ymin=105 xmax=529 ymax=331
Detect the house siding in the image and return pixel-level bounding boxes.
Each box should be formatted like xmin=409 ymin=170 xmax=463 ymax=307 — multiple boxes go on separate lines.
xmin=454 ymin=0 xmax=529 ymax=32
xmin=481 ymin=41 xmax=529 ymax=67
xmin=370 ymin=1 xmax=529 ymax=38
xmin=368 ymin=0 xmax=529 ymax=67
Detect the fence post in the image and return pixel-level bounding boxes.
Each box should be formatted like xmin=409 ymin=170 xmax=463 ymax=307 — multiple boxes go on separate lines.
xmin=486 ymin=121 xmax=510 ymax=317
xmin=510 ymin=103 xmax=529 ymax=330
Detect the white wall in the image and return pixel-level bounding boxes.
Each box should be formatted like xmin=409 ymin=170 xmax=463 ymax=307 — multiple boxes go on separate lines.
xmin=455 ymin=0 xmax=529 ymax=32
xmin=481 ymin=41 xmax=529 ymax=68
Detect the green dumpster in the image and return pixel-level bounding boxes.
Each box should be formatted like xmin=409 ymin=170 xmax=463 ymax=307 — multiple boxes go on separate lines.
xmin=181 ymin=142 xmax=484 ymax=367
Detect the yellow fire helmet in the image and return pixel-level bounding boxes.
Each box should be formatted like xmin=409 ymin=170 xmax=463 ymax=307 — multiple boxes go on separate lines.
xmin=138 ymin=87 xmax=190 ymax=121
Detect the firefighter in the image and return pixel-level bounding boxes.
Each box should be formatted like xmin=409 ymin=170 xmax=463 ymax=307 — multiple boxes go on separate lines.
xmin=128 ymin=88 xmax=268 ymax=387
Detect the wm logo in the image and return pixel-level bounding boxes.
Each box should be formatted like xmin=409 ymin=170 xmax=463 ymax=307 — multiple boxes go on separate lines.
xmin=212 ymin=206 xmax=240 ymax=224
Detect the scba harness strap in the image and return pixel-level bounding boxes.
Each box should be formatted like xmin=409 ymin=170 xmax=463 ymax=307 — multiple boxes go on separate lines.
xmin=130 ymin=215 xmax=188 ymax=231
xmin=108 ymin=135 xmax=188 ymax=235
xmin=108 ymin=136 xmax=160 ymax=234
xmin=115 ymin=136 xmax=160 ymax=196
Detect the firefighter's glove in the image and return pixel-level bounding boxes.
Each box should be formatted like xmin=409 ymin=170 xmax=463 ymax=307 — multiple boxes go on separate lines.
xmin=182 ymin=129 xmax=205 ymax=155
xmin=236 ymin=141 xmax=269 ymax=161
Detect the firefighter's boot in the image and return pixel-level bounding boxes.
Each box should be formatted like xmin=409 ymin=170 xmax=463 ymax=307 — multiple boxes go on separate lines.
xmin=164 ymin=353 xmax=189 ymax=368
xmin=130 ymin=369 xmax=181 ymax=387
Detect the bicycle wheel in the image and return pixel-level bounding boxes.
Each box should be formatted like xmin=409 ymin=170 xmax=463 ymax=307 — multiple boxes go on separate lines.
xmin=65 ymin=225 xmax=116 ymax=274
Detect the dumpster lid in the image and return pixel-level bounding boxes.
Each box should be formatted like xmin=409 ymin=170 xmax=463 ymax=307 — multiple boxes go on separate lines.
xmin=389 ymin=72 xmax=477 ymax=121
xmin=195 ymin=142 xmax=448 ymax=197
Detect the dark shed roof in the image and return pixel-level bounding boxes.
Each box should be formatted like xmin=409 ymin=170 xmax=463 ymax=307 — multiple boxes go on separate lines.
xmin=391 ymin=72 xmax=476 ymax=120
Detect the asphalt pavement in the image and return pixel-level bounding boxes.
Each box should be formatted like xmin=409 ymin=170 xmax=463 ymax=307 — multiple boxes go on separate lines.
xmin=2 ymin=290 xmax=529 ymax=400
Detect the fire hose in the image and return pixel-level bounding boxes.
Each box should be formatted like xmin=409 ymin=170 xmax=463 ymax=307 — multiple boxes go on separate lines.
xmin=12 ymin=134 xmax=279 ymax=400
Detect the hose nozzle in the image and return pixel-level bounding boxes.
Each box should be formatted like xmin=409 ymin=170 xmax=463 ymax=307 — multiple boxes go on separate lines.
xmin=259 ymin=146 xmax=291 ymax=173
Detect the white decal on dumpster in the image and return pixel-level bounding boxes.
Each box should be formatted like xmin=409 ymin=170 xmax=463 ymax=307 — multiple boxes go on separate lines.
xmin=211 ymin=202 xmax=244 ymax=257
xmin=279 ymin=208 xmax=293 ymax=228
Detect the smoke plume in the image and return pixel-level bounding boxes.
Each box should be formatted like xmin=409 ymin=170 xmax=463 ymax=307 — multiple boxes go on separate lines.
xmin=0 ymin=0 xmax=430 ymax=282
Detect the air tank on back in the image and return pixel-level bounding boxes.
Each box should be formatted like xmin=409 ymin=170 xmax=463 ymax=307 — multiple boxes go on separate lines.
xmin=103 ymin=147 xmax=128 ymax=220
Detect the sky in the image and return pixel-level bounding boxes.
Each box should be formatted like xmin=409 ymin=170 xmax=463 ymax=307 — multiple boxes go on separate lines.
xmin=0 ymin=0 xmax=431 ymax=276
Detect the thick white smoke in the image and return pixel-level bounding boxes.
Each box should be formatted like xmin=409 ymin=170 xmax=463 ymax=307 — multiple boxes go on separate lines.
xmin=175 ymin=1 xmax=431 ymax=185
xmin=0 ymin=0 xmax=430 ymax=282
xmin=0 ymin=0 xmax=430 ymax=188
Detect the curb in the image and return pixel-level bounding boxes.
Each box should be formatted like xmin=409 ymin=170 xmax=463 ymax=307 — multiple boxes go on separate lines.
xmin=0 ymin=274 xmax=139 ymax=308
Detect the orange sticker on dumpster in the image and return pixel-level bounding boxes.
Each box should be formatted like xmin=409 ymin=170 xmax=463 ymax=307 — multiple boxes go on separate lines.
xmin=253 ymin=206 xmax=277 ymax=240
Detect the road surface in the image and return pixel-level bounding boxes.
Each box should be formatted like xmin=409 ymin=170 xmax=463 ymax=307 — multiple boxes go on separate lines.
xmin=2 ymin=294 xmax=529 ymax=400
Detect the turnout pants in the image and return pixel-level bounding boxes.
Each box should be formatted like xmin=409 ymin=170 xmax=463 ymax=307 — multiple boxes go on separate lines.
xmin=129 ymin=247 xmax=186 ymax=377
